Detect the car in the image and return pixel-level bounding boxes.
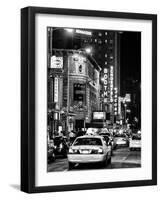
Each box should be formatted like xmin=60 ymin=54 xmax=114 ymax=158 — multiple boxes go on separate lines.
xmin=86 ymin=128 xmax=99 ymax=135
xmin=47 ymin=140 xmax=56 ymax=163
xmin=98 ymin=133 xmax=114 ymax=152
xmin=114 ymin=134 xmax=129 ymax=148
xmin=53 ymin=136 xmax=69 ymax=158
xmin=67 ymin=135 xmax=112 ymax=170
xmin=99 ymin=132 xmax=116 ymax=150
xmin=129 ymin=134 xmax=141 ymax=150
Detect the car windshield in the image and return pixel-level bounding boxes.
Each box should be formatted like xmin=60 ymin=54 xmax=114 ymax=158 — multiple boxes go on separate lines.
xmin=115 ymin=134 xmax=126 ymax=137
xmin=99 ymin=132 xmax=110 ymax=136
xmin=132 ymin=135 xmax=141 ymax=140
xmin=73 ymin=138 xmax=102 ymax=146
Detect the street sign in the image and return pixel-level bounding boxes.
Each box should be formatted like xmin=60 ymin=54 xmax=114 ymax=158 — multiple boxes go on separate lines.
xmin=76 ymin=29 xmax=92 ymax=36
xmin=51 ymin=56 xmax=63 ymax=68
xmin=125 ymin=93 xmax=131 ymax=102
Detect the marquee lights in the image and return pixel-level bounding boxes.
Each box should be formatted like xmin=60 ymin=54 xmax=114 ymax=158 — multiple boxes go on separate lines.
xmin=54 ymin=77 xmax=59 ymax=103
xmin=110 ymin=66 xmax=114 ymax=103
xmin=103 ymin=68 xmax=108 ymax=103
xmin=114 ymin=87 xmax=118 ymax=115
xmin=76 ymin=29 xmax=92 ymax=36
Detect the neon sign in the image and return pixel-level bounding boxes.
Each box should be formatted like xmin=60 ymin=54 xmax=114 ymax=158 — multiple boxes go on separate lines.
xmin=110 ymin=66 xmax=114 ymax=103
xmin=103 ymin=68 xmax=108 ymax=103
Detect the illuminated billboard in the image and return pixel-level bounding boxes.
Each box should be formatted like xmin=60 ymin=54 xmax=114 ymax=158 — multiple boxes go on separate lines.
xmin=93 ymin=112 xmax=106 ymax=120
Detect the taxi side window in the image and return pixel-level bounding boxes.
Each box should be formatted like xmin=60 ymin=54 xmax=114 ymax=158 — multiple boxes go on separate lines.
xmin=102 ymin=138 xmax=108 ymax=146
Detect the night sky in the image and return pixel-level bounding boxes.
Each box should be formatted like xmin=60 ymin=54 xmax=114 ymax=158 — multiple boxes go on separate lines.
xmin=120 ymin=31 xmax=141 ymax=82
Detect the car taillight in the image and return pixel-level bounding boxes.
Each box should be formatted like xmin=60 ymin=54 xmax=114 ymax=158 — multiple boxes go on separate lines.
xmin=59 ymin=143 xmax=63 ymax=149
xmin=68 ymin=148 xmax=79 ymax=154
xmin=91 ymin=148 xmax=103 ymax=154
xmin=98 ymin=148 xmax=103 ymax=154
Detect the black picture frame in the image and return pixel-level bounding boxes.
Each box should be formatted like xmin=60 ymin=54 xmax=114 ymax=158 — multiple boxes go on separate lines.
xmin=21 ymin=6 xmax=157 ymax=193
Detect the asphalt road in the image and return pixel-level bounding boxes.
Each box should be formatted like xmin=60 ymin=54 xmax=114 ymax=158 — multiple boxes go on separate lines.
xmin=47 ymin=147 xmax=141 ymax=172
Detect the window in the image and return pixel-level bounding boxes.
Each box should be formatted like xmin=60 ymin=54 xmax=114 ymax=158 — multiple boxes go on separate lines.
xmin=73 ymin=83 xmax=85 ymax=101
xmin=79 ymin=65 xmax=82 ymax=73
xmin=98 ymin=39 xmax=102 ymax=44
xmin=74 ymin=138 xmax=103 ymax=146
xmin=98 ymin=32 xmax=102 ymax=37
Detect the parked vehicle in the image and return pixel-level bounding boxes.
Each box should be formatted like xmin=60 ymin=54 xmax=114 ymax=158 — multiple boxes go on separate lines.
xmin=53 ymin=136 xmax=69 ymax=158
xmin=47 ymin=140 xmax=56 ymax=163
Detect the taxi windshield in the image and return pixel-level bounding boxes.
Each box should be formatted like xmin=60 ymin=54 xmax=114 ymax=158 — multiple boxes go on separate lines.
xmin=132 ymin=135 xmax=141 ymax=140
xmin=74 ymin=138 xmax=102 ymax=146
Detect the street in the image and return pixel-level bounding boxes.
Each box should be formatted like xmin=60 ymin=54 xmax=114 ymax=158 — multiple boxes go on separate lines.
xmin=47 ymin=147 xmax=141 ymax=172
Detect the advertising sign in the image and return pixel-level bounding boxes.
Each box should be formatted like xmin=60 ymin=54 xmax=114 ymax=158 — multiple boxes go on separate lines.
xmin=51 ymin=56 xmax=63 ymax=68
xmin=125 ymin=93 xmax=131 ymax=102
xmin=103 ymin=68 xmax=109 ymax=103
xmin=93 ymin=112 xmax=106 ymax=120
xmin=54 ymin=77 xmax=59 ymax=102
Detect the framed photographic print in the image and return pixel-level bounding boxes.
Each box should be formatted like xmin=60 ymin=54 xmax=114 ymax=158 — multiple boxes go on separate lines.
xmin=21 ymin=6 xmax=157 ymax=193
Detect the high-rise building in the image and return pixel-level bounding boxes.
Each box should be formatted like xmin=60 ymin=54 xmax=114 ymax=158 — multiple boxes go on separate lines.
xmin=81 ymin=30 xmax=121 ymax=123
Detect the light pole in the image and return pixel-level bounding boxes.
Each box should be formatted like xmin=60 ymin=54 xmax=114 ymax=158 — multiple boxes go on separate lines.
xmin=124 ymin=103 xmax=127 ymax=127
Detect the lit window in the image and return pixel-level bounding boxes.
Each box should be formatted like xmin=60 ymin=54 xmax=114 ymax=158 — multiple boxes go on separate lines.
xmin=105 ymin=61 xmax=107 ymax=65
xmin=105 ymin=54 xmax=107 ymax=58
xmin=105 ymin=39 xmax=107 ymax=43
xmin=98 ymin=32 xmax=102 ymax=36
xmin=105 ymin=32 xmax=108 ymax=35
xmin=95 ymin=39 xmax=97 ymax=43
xmin=98 ymin=39 xmax=102 ymax=44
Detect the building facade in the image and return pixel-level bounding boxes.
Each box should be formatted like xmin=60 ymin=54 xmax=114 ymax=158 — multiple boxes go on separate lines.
xmin=48 ymin=49 xmax=101 ymax=137
xmin=82 ymin=30 xmax=121 ymax=124
xmin=47 ymin=27 xmax=122 ymax=135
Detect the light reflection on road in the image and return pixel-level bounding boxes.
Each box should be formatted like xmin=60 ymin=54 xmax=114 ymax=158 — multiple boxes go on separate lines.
xmin=47 ymin=147 xmax=141 ymax=172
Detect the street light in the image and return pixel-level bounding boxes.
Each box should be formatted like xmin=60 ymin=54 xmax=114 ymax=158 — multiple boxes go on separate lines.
xmin=77 ymin=47 xmax=92 ymax=54
xmin=64 ymin=28 xmax=74 ymax=33
xmin=84 ymin=47 xmax=92 ymax=54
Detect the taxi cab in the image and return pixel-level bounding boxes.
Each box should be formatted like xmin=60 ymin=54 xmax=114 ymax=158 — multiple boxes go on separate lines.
xmin=129 ymin=134 xmax=141 ymax=150
xmin=67 ymin=135 xmax=112 ymax=169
